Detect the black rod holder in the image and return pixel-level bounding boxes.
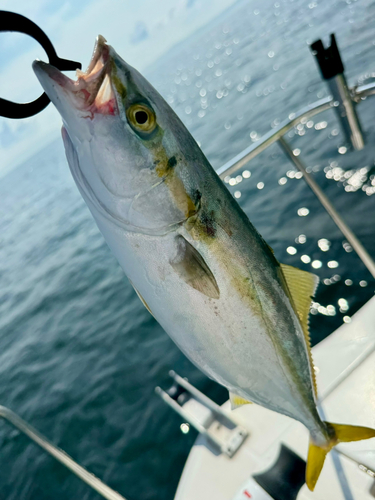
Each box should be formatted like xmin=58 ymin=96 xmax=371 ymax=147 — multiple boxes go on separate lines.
xmin=310 ymin=34 xmax=364 ymax=150
xmin=310 ymin=34 xmax=344 ymax=80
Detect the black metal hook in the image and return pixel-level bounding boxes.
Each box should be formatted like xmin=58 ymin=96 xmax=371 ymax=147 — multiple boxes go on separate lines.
xmin=0 ymin=11 xmax=81 ymax=119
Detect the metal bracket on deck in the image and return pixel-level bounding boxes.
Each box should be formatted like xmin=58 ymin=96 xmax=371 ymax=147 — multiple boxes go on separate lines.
xmin=155 ymin=371 xmax=248 ymax=458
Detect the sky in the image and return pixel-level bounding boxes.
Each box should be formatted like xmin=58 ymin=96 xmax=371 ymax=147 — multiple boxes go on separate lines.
xmin=0 ymin=0 xmax=238 ymax=176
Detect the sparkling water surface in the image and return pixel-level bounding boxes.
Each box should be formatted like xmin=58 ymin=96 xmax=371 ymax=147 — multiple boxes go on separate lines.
xmin=1 ymin=0 xmax=375 ymax=499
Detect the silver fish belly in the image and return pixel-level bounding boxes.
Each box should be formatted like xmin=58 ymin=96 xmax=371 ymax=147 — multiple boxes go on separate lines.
xmin=91 ymin=175 xmax=321 ymax=435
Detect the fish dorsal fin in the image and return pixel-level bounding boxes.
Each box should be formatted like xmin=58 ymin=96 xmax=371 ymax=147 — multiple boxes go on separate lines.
xmin=280 ymin=264 xmax=319 ymax=326
xmin=280 ymin=263 xmax=320 ymax=397
xmin=170 ymin=236 xmax=220 ymax=299
xmin=229 ymin=391 xmax=253 ymax=410
xmin=129 ymin=280 xmax=155 ymax=318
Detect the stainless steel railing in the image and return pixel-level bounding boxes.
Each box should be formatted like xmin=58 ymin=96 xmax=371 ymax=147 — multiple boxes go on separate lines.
xmin=217 ymin=81 xmax=375 ymax=279
xmin=0 ymin=406 xmax=128 ymax=500
xmin=216 ymin=96 xmax=333 ymax=179
xmin=217 ymin=82 xmax=375 ymax=180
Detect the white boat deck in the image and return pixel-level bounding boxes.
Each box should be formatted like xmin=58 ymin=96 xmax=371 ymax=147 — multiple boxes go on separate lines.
xmin=175 ymin=296 xmax=375 ymax=500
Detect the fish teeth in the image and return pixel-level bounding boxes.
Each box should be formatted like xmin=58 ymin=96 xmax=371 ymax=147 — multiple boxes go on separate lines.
xmin=85 ymin=35 xmax=108 ymax=75
xmin=85 ymin=58 xmax=105 ymax=83
xmin=75 ymin=37 xmax=107 ymax=89
xmin=95 ymin=73 xmax=114 ymax=107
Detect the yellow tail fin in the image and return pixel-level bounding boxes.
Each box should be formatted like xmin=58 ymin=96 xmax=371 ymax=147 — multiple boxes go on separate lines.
xmin=306 ymin=422 xmax=375 ymax=491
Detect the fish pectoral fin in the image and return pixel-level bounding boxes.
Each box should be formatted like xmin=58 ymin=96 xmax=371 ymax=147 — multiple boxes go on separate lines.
xmin=170 ymin=235 xmax=220 ymax=299
xmin=280 ymin=263 xmax=320 ymax=397
xmin=129 ymin=280 xmax=155 ymax=318
xmin=229 ymin=391 xmax=253 ymax=410
xmin=306 ymin=422 xmax=375 ymax=491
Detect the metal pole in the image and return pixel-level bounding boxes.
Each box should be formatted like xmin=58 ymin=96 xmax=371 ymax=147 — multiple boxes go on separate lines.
xmin=217 ymin=80 xmax=375 ymax=182
xmin=0 ymin=406 xmax=128 ymax=500
xmin=278 ymin=136 xmax=375 ymax=279
xmin=327 ymin=73 xmax=364 ymax=150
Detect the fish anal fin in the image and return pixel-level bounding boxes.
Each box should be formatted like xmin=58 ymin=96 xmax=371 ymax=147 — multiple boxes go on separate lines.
xmin=280 ymin=263 xmax=319 ymax=398
xmin=229 ymin=391 xmax=253 ymax=410
xmin=171 ymin=236 xmax=220 ymax=299
xmin=306 ymin=422 xmax=375 ymax=491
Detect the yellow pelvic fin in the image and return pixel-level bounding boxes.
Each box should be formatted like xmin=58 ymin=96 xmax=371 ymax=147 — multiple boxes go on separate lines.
xmin=306 ymin=422 xmax=375 ymax=491
xmin=229 ymin=391 xmax=253 ymax=410
xmin=129 ymin=280 xmax=155 ymax=318
xmin=280 ymin=263 xmax=319 ymax=397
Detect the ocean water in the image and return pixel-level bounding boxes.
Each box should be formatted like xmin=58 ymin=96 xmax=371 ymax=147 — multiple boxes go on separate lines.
xmin=1 ymin=0 xmax=375 ymax=499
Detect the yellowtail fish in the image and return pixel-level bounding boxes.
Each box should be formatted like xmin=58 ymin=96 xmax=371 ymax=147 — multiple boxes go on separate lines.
xmin=33 ymin=36 xmax=375 ymax=491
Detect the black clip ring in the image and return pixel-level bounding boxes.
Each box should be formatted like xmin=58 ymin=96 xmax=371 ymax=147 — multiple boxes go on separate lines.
xmin=0 ymin=11 xmax=81 ymax=119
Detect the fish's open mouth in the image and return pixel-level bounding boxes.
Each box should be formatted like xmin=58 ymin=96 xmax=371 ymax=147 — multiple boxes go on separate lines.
xmin=34 ymin=35 xmax=117 ymax=116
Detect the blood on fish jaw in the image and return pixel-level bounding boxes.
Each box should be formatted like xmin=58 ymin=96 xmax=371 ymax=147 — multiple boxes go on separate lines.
xmin=94 ymin=97 xmax=117 ymax=116
xmin=72 ymin=75 xmax=117 ymax=117
xmin=93 ymin=74 xmax=117 ymax=116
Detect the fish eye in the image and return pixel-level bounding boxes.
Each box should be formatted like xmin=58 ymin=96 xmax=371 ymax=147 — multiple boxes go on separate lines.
xmin=135 ymin=110 xmax=148 ymax=124
xmin=127 ymin=103 xmax=156 ymax=134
